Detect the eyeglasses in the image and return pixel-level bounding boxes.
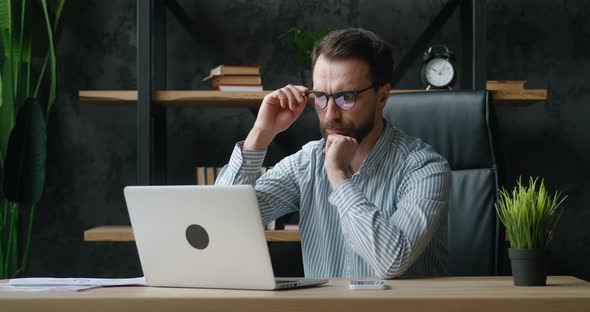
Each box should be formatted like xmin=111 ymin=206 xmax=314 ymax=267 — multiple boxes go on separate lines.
xmin=305 ymin=85 xmax=375 ymax=111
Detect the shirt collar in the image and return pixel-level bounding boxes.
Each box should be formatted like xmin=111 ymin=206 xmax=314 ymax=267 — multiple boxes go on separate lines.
xmin=356 ymin=119 xmax=395 ymax=176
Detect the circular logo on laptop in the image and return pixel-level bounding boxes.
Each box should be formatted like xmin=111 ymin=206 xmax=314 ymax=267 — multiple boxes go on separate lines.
xmin=185 ymin=224 xmax=209 ymax=250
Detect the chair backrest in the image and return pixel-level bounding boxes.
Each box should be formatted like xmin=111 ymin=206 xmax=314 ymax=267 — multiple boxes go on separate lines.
xmin=384 ymin=90 xmax=499 ymax=276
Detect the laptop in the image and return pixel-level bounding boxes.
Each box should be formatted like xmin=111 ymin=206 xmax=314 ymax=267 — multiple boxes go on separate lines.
xmin=124 ymin=184 xmax=328 ymax=290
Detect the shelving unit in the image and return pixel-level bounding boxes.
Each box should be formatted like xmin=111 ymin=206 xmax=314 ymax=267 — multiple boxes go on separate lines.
xmin=81 ymin=1 xmax=547 ymax=244
xmin=81 ymin=86 xmax=546 ymax=243
xmin=79 ymin=89 xmax=547 ymax=107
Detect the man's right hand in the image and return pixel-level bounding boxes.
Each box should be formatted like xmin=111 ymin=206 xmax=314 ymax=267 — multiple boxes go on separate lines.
xmin=244 ymin=85 xmax=309 ymax=150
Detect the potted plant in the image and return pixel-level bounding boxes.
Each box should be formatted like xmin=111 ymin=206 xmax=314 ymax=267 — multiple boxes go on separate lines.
xmin=0 ymin=0 xmax=65 ymax=278
xmin=496 ymin=177 xmax=567 ymax=286
xmin=280 ymin=27 xmax=330 ymax=86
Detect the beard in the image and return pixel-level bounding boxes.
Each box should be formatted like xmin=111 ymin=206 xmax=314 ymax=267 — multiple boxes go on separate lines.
xmin=320 ymin=118 xmax=375 ymax=143
xmin=319 ymin=101 xmax=378 ymax=143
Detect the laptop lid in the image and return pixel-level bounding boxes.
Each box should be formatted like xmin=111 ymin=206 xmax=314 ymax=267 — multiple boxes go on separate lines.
xmin=124 ymin=185 xmax=279 ymax=290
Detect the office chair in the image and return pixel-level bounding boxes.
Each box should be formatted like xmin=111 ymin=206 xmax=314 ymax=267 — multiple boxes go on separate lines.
xmin=384 ymin=90 xmax=500 ymax=276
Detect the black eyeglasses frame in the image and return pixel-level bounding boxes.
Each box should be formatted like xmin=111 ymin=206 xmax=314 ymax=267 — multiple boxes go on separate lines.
xmin=305 ymin=85 xmax=376 ymax=111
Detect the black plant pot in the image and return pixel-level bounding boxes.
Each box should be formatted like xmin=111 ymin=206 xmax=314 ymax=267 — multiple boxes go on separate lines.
xmin=508 ymin=248 xmax=548 ymax=286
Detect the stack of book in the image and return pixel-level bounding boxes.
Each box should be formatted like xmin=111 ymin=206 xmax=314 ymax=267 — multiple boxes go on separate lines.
xmin=203 ymin=65 xmax=263 ymax=91
xmin=195 ymin=166 xmax=224 ymax=185
xmin=195 ymin=166 xmax=272 ymax=185
xmin=486 ymin=80 xmax=526 ymax=90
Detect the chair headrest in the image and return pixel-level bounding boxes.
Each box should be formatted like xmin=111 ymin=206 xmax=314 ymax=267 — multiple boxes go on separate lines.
xmin=384 ymin=90 xmax=494 ymax=170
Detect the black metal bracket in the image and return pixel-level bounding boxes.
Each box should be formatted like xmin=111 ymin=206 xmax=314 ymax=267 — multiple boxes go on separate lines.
xmin=461 ymin=0 xmax=486 ymax=90
xmin=137 ymin=0 xmax=152 ymax=185
xmin=165 ymin=0 xmax=220 ymax=50
xmin=390 ymin=0 xmax=486 ymax=90
xmin=153 ymin=0 xmax=167 ymax=185
xmin=390 ymin=0 xmax=462 ymax=87
xmin=138 ymin=0 xmax=487 ymax=185
xmin=137 ymin=0 xmax=167 ymax=186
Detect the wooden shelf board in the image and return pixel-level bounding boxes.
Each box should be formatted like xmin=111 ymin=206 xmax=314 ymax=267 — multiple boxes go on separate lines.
xmin=491 ymin=89 xmax=548 ymax=107
xmin=80 ymin=90 xmax=267 ymax=107
xmin=84 ymin=225 xmax=300 ymax=242
xmin=80 ymin=89 xmax=547 ymax=107
xmin=264 ymin=229 xmax=301 ymax=242
xmin=84 ymin=225 xmax=135 ymax=241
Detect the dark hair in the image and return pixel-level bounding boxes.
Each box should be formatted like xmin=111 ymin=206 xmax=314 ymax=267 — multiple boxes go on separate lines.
xmin=311 ymin=28 xmax=393 ymax=87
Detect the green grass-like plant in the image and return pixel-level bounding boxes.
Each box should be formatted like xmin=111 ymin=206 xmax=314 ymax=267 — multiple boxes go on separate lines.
xmin=496 ymin=177 xmax=567 ymax=249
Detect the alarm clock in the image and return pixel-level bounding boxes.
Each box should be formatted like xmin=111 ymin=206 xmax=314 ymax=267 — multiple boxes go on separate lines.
xmin=421 ymin=44 xmax=456 ymax=90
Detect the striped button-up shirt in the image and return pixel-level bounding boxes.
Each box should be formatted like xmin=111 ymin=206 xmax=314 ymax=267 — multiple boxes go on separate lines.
xmin=216 ymin=121 xmax=451 ymax=279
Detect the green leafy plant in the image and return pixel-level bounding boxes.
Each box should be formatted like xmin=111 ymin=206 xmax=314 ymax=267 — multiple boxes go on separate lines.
xmin=496 ymin=177 xmax=567 ymax=249
xmin=0 ymin=0 xmax=65 ymax=278
xmin=280 ymin=27 xmax=330 ymax=69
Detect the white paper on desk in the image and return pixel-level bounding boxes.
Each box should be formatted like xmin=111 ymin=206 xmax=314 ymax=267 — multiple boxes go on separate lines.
xmin=0 ymin=284 xmax=100 ymax=292
xmin=8 ymin=277 xmax=146 ymax=287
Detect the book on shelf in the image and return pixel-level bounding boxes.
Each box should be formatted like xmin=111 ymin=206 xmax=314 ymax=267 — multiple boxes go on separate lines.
xmin=203 ymin=65 xmax=260 ymax=80
xmin=195 ymin=166 xmax=272 ymax=185
xmin=195 ymin=166 xmax=275 ymax=230
xmin=211 ymin=75 xmax=262 ymax=89
xmin=283 ymin=224 xmax=299 ymax=231
xmin=196 ymin=166 xmax=223 ymax=185
xmin=217 ymin=84 xmax=263 ymax=91
xmin=486 ymin=80 xmax=526 ymax=90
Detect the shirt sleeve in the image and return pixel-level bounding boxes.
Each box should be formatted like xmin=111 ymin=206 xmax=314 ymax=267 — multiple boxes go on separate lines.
xmin=216 ymin=142 xmax=303 ymax=225
xmin=328 ymin=148 xmax=451 ymax=279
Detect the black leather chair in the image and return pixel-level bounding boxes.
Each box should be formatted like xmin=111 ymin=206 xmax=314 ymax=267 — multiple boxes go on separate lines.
xmin=384 ymin=90 xmax=500 ymax=276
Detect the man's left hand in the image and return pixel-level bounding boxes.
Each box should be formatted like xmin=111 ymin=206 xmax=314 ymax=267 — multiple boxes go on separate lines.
xmin=323 ymin=134 xmax=358 ymax=189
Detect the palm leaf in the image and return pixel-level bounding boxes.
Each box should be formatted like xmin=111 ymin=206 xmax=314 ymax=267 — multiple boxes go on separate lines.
xmin=0 ymin=58 xmax=15 ymax=157
xmin=40 ymin=0 xmax=57 ymax=114
xmin=2 ymin=98 xmax=46 ymax=206
xmin=0 ymin=68 xmax=3 ymax=109
xmin=0 ymin=0 xmax=13 ymax=41
xmin=50 ymin=0 xmax=65 ymax=28
xmin=0 ymin=27 xmax=4 ymax=110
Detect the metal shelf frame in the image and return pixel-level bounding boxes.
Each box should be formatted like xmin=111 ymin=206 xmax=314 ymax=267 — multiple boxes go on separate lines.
xmin=136 ymin=0 xmax=487 ymax=185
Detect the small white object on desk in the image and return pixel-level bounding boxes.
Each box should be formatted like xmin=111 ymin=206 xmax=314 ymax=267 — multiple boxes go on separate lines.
xmin=348 ymin=280 xmax=389 ymax=290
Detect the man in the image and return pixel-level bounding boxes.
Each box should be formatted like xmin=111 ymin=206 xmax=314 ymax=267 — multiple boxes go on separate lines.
xmin=216 ymin=28 xmax=450 ymax=279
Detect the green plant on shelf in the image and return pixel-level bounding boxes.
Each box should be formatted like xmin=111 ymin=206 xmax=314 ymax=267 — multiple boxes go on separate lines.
xmin=280 ymin=27 xmax=330 ymax=85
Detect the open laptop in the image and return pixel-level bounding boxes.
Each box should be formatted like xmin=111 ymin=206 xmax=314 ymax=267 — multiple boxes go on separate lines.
xmin=124 ymin=184 xmax=328 ymax=290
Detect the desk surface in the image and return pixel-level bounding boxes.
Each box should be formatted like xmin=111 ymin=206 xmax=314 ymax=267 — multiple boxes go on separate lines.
xmin=2 ymin=276 xmax=590 ymax=312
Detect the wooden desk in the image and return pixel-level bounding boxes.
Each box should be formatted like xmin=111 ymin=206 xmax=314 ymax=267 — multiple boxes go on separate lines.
xmin=2 ymin=276 xmax=590 ymax=312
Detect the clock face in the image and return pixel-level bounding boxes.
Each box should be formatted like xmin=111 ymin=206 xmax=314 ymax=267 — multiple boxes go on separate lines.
xmin=424 ymin=58 xmax=454 ymax=87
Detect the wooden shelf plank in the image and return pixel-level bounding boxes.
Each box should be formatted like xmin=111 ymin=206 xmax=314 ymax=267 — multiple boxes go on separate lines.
xmin=84 ymin=226 xmax=135 ymax=241
xmin=491 ymin=89 xmax=548 ymax=107
xmin=265 ymin=229 xmax=300 ymax=242
xmin=79 ymin=90 xmax=267 ymax=107
xmin=80 ymin=89 xmax=547 ymax=107
xmin=79 ymin=91 xmax=140 ymax=106
xmin=84 ymin=226 xmax=300 ymax=242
